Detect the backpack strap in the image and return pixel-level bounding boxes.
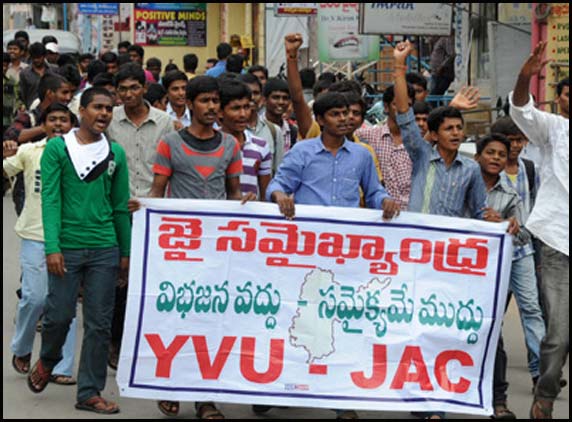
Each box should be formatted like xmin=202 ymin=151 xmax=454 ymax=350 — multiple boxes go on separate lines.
xmin=522 ymin=158 xmax=536 ymax=201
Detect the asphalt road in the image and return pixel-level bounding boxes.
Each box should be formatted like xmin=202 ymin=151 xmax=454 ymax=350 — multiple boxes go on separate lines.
xmin=2 ymin=195 xmax=568 ymax=419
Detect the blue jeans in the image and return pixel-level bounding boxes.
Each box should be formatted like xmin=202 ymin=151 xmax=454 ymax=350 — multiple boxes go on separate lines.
xmin=10 ymin=240 xmax=77 ymax=376
xmin=535 ymin=243 xmax=569 ymax=401
xmin=40 ymin=247 xmax=119 ymax=403
xmin=509 ymin=254 xmax=545 ymax=378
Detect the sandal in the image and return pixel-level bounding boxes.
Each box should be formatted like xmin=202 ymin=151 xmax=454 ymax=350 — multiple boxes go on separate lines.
xmin=50 ymin=374 xmax=77 ymax=385
xmin=196 ymin=401 xmax=225 ymax=419
xmin=492 ymin=404 xmax=516 ymax=419
xmin=530 ymin=399 xmax=552 ymax=419
xmin=75 ymin=395 xmax=120 ymax=414
xmin=337 ymin=410 xmax=359 ymax=419
xmin=12 ymin=353 xmax=31 ymax=374
xmin=158 ymin=400 xmax=180 ymax=417
xmin=27 ymin=360 xmax=52 ymax=393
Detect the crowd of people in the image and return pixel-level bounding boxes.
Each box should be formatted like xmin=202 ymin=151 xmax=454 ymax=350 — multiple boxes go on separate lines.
xmin=2 ymin=29 xmax=569 ymax=420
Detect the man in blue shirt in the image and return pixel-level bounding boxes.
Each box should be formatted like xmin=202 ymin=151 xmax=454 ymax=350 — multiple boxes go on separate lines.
xmin=205 ymin=42 xmax=232 ymax=78
xmin=394 ymin=40 xmax=486 ymax=220
xmin=266 ymin=92 xmax=399 ymax=221
xmin=393 ymin=39 xmax=487 ymax=421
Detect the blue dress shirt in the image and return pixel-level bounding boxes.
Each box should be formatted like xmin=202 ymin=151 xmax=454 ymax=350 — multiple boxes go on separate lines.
xmin=266 ymin=136 xmax=391 ymax=209
xmin=396 ymin=108 xmax=486 ymax=219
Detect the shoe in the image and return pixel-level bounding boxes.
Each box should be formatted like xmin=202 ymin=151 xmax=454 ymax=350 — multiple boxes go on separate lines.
xmin=491 ymin=404 xmax=516 ymax=419
xmin=530 ymin=399 xmax=552 ymax=419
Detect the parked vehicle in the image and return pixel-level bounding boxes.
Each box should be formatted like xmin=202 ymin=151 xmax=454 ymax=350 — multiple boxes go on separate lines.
xmin=3 ymin=29 xmax=82 ymax=56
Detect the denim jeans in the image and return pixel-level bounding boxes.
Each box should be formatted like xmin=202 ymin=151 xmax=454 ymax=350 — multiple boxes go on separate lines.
xmin=40 ymin=247 xmax=119 ymax=403
xmin=493 ymin=254 xmax=545 ymax=405
xmin=535 ymin=243 xmax=569 ymax=401
xmin=10 ymin=239 xmax=77 ymax=376
xmin=509 ymin=254 xmax=545 ymax=378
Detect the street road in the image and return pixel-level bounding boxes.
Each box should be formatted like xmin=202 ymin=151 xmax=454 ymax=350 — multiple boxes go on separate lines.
xmin=2 ymin=195 xmax=568 ymax=419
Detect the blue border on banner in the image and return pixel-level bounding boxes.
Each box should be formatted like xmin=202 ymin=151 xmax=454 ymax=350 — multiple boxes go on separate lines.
xmin=128 ymin=208 xmax=506 ymax=409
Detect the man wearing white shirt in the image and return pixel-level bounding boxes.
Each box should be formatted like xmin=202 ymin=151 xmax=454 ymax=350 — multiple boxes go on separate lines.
xmin=509 ymin=42 xmax=569 ymax=420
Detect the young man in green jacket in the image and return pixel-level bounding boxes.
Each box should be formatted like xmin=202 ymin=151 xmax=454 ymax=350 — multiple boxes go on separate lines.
xmin=27 ymin=87 xmax=131 ymax=414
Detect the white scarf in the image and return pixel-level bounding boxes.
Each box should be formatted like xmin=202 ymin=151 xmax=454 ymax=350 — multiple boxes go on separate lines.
xmin=64 ymin=129 xmax=110 ymax=180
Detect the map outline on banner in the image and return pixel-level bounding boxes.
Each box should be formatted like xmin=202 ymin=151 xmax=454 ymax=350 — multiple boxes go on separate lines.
xmin=124 ymin=207 xmax=506 ymax=411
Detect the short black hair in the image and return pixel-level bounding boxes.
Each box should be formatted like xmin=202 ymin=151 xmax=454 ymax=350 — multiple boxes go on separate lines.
xmin=490 ymin=116 xmax=524 ymax=137
xmin=219 ymin=80 xmax=252 ymax=110
xmin=128 ymin=45 xmax=145 ymax=60
xmin=87 ymin=60 xmax=107 ymax=84
xmin=248 ymin=65 xmax=269 ymax=79
xmin=41 ymin=35 xmax=58 ymax=46
xmin=217 ymin=72 xmax=238 ymax=81
xmin=164 ymin=63 xmax=179 ymax=73
xmin=299 ymin=68 xmax=316 ymax=90
xmin=114 ymin=63 xmax=146 ymax=87
xmin=118 ymin=53 xmax=131 ymax=67
xmin=162 ymin=70 xmax=188 ymax=91
xmin=237 ymin=73 xmax=262 ymax=91
xmin=216 ymin=43 xmax=232 ymax=60
xmin=557 ymin=77 xmax=569 ymax=96
xmin=144 ymin=83 xmax=167 ymax=105
xmin=313 ymin=92 xmax=349 ymax=118
xmin=39 ymin=102 xmax=78 ymax=126
xmin=313 ymin=79 xmax=334 ymax=99
xmin=343 ymin=93 xmax=366 ymax=117
xmin=329 ymin=80 xmax=362 ymax=97
xmin=117 ymin=41 xmax=131 ymax=51
xmin=427 ymin=106 xmax=464 ymax=133
xmin=14 ymin=31 xmax=29 ymax=42
xmin=39 ymin=74 xmax=68 ymax=102
xmin=92 ymin=72 xmax=115 ymax=88
xmin=186 ymin=75 xmax=219 ymax=102
xmin=146 ymin=57 xmax=162 ymax=69
xmin=80 ymin=87 xmax=114 ymax=108
xmin=79 ymin=53 xmax=95 ymax=62
xmin=263 ymin=78 xmax=289 ymax=98
xmin=101 ymin=52 xmax=118 ymax=65
xmin=476 ymin=133 xmax=510 ymax=155
xmin=226 ymin=54 xmax=244 ymax=74
xmin=207 ymin=58 xmax=218 ymax=66
xmin=58 ymin=64 xmax=81 ymax=89
xmin=382 ymin=84 xmax=416 ymax=105
xmin=413 ymin=101 xmax=432 ymax=115
xmin=7 ymin=40 xmax=25 ymax=51
xmin=29 ymin=42 xmax=47 ymax=58
xmin=183 ymin=53 xmax=198 ymax=73
xmin=318 ymin=72 xmax=337 ymax=83
xmin=406 ymin=73 xmax=428 ymax=91
xmin=57 ymin=54 xmax=76 ymax=68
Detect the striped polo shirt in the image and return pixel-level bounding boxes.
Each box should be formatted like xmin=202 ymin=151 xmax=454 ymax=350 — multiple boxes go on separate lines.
xmin=240 ymin=130 xmax=272 ymax=198
xmin=153 ymin=129 xmax=242 ymax=199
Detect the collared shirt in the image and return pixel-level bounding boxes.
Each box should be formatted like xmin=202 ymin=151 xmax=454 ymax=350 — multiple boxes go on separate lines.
xmin=501 ymin=158 xmax=537 ymax=260
xmin=19 ymin=65 xmax=54 ymax=109
xmin=356 ymin=123 xmax=412 ymax=210
xmin=266 ymin=136 xmax=391 ymax=209
xmin=251 ymin=117 xmax=283 ymax=174
xmin=3 ymin=139 xmax=47 ymax=241
xmin=6 ymin=62 xmax=29 ymax=83
xmin=397 ymin=108 xmax=486 ymax=218
xmin=509 ymin=93 xmax=569 ymax=256
xmin=240 ymin=130 xmax=272 ymax=198
xmin=205 ymin=60 xmax=227 ymax=78
xmin=166 ymin=102 xmax=192 ymax=129
xmin=486 ymin=177 xmax=532 ymax=251
xmin=107 ymin=103 xmax=174 ymax=197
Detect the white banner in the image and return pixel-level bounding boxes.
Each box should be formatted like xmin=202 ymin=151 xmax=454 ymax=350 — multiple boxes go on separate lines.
xmin=117 ymin=199 xmax=512 ymax=416
xmin=359 ymin=3 xmax=453 ymax=36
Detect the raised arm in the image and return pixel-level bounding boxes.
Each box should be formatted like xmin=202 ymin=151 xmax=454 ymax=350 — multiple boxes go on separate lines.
xmin=284 ymin=33 xmax=314 ymax=139
xmin=512 ymin=42 xmax=551 ymax=107
xmin=394 ymin=40 xmax=414 ymax=114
